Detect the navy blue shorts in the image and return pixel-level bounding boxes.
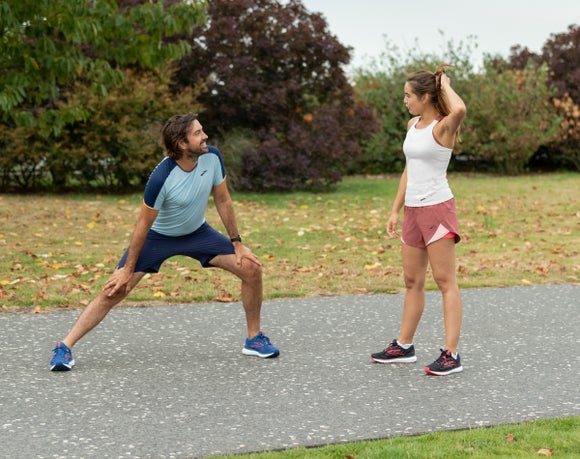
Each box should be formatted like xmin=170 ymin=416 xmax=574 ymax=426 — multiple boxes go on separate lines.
xmin=117 ymin=222 xmax=235 ymax=273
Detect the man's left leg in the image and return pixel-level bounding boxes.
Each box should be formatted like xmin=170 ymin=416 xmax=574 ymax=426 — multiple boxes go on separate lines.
xmin=210 ymin=253 xmax=279 ymax=358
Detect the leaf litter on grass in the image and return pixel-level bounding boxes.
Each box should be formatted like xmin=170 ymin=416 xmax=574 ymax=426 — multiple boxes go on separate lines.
xmin=1 ymin=173 xmax=578 ymax=311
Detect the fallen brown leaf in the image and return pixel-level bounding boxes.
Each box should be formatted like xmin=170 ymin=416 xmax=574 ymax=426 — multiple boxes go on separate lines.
xmin=214 ymin=290 xmax=236 ymax=302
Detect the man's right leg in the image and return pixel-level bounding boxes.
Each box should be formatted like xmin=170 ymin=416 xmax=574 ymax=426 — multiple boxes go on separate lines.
xmin=51 ymin=271 xmax=145 ymax=371
xmin=64 ymin=271 xmax=146 ymax=348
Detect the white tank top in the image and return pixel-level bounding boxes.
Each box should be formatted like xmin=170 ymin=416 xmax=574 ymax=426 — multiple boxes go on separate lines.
xmin=403 ymin=118 xmax=454 ymax=207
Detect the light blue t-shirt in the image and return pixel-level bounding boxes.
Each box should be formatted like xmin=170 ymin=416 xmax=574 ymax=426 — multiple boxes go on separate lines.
xmin=143 ymin=146 xmax=226 ymax=236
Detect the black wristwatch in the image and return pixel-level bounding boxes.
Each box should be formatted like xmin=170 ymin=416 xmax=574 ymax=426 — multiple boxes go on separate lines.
xmin=230 ymin=234 xmax=242 ymax=243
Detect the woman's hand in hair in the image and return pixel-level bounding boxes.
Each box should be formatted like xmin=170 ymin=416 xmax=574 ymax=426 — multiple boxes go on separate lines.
xmin=439 ymin=72 xmax=451 ymax=87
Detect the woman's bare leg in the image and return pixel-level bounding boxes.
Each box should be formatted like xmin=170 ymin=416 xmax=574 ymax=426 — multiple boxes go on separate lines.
xmin=427 ymin=238 xmax=462 ymax=353
xmin=398 ymin=244 xmax=429 ymax=344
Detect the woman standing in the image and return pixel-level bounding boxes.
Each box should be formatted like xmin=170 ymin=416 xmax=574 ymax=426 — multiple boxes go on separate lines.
xmin=371 ymin=64 xmax=467 ymax=376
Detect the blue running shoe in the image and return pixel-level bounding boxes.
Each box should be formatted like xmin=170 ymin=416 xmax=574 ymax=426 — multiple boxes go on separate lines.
xmin=242 ymin=331 xmax=280 ymax=358
xmin=50 ymin=342 xmax=75 ymax=371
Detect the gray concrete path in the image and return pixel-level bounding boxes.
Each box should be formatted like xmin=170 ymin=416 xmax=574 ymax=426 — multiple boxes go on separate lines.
xmin=1 ymin=284 xmax=578 ymax=458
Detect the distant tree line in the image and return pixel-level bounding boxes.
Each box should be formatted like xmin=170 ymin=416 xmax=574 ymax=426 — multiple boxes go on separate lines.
xmin=0 ymin=0 xmax=578 ymax=192
xmin=354 ymin=24 xmax=580 ymax=175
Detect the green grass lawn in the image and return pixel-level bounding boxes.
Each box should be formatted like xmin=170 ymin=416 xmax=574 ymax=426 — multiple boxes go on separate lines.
xmin=214 ymin=416 xmax=580 ymax=458
xmin=1 ymin=172 xmax=578 ymax=311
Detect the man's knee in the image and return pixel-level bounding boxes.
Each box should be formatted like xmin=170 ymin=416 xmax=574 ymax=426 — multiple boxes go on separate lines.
xmin=97 ymin=287 xmax=128 ymax=308
xmin=241 ymin=258 xmax=262 ymax=282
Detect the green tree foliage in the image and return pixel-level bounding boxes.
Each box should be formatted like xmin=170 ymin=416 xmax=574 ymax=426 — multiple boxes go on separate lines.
xmin=546 ymin=95 xmax=580 ymax=170
xmin=0 ymin=0 xmax=206 ymax=190
xmin=352 ymin=38 xmax=475 ymax=174
xmin=506 ymin=24 xmax=580 ymax=171
xmin=459 ymin=61 xmax=562 ymax=174
xmin=0 ymin=0 xmax=204 ymax=135
xmin=52 ymin=69 xmax=203 ymax=189
xmin=172 ymin=0 xmax=377 ymax=191
xmin=353 ymin=35 xmax=565 ymax=175
xmin=0 ymin=69 xmax=204 ymax=190
xmin=352 ymin=63 xmax=409 ymax=174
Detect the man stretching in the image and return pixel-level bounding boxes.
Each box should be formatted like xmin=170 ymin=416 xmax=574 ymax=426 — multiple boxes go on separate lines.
xmin=50 ymin=113 xmax=279 ymax=371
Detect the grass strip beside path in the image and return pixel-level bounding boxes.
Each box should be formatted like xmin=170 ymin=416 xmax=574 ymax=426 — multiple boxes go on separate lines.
xmin=214 ymin=416 xmax=580 ymax=459
xmin=0 ymin=172 xmax=578 ymax=311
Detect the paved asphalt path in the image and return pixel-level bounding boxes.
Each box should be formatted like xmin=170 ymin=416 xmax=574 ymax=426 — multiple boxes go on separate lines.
xmin=1 ymin=284 xmax=578 ymax=458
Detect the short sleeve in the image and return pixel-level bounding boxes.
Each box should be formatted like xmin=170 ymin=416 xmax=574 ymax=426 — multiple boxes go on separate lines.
xmin=143 ymin=157 xmax=176 ymax=209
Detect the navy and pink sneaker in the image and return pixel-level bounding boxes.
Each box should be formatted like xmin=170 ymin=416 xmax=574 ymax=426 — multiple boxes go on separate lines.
xmin=242 ymin=331 xmax=280 ymax=358
xmin=50 ymin=342 xmax=75 ymax=371
xmin=424 ymin=349 xmax=463 ymax=376
xmin=370 ymin=339 xmax=417 ymax=363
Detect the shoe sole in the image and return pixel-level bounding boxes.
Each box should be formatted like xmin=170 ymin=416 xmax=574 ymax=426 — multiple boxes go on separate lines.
xmin=370 ymin=355 xmax=417 ymax=364
xmin=50 ymin=360 xmax=75 ymax=371
xmin=242 ymin=348 xmax=280 ymax=358
xmin=424 ymin=365 xmax=463 ymax=376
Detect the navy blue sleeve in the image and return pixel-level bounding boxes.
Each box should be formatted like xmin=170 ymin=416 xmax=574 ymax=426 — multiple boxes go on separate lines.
xmin=143 ymin=158 xmax=177 ymax=208
xmin=207 ymin=145 xmax=226 ymax=179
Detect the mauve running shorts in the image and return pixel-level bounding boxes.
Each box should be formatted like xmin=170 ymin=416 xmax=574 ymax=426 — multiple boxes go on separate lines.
xmin=402 ymin=198 xmax=461 ymax=249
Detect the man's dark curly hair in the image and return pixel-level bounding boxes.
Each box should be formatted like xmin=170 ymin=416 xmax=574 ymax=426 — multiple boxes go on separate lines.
xmin=162 ymin=112 xmax=198 ymax=160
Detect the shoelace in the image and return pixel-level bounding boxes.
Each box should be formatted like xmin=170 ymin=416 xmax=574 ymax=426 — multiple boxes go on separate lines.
xmin=384 ymin=340 xmax=406 ymax=354
xmin=435 ymin=349 xmax=455 ymax=366
xmin=383 ymin=340 xmax=398 ymax=353
xmin=53 ymin=343 xmax=70 ymax=357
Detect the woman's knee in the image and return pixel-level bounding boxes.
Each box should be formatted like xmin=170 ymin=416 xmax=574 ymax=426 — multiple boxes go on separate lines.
xmin=432 ymin=273 xmax=457 ymax=293
xmin=404 ymin=274 xmax=425 ymax=291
